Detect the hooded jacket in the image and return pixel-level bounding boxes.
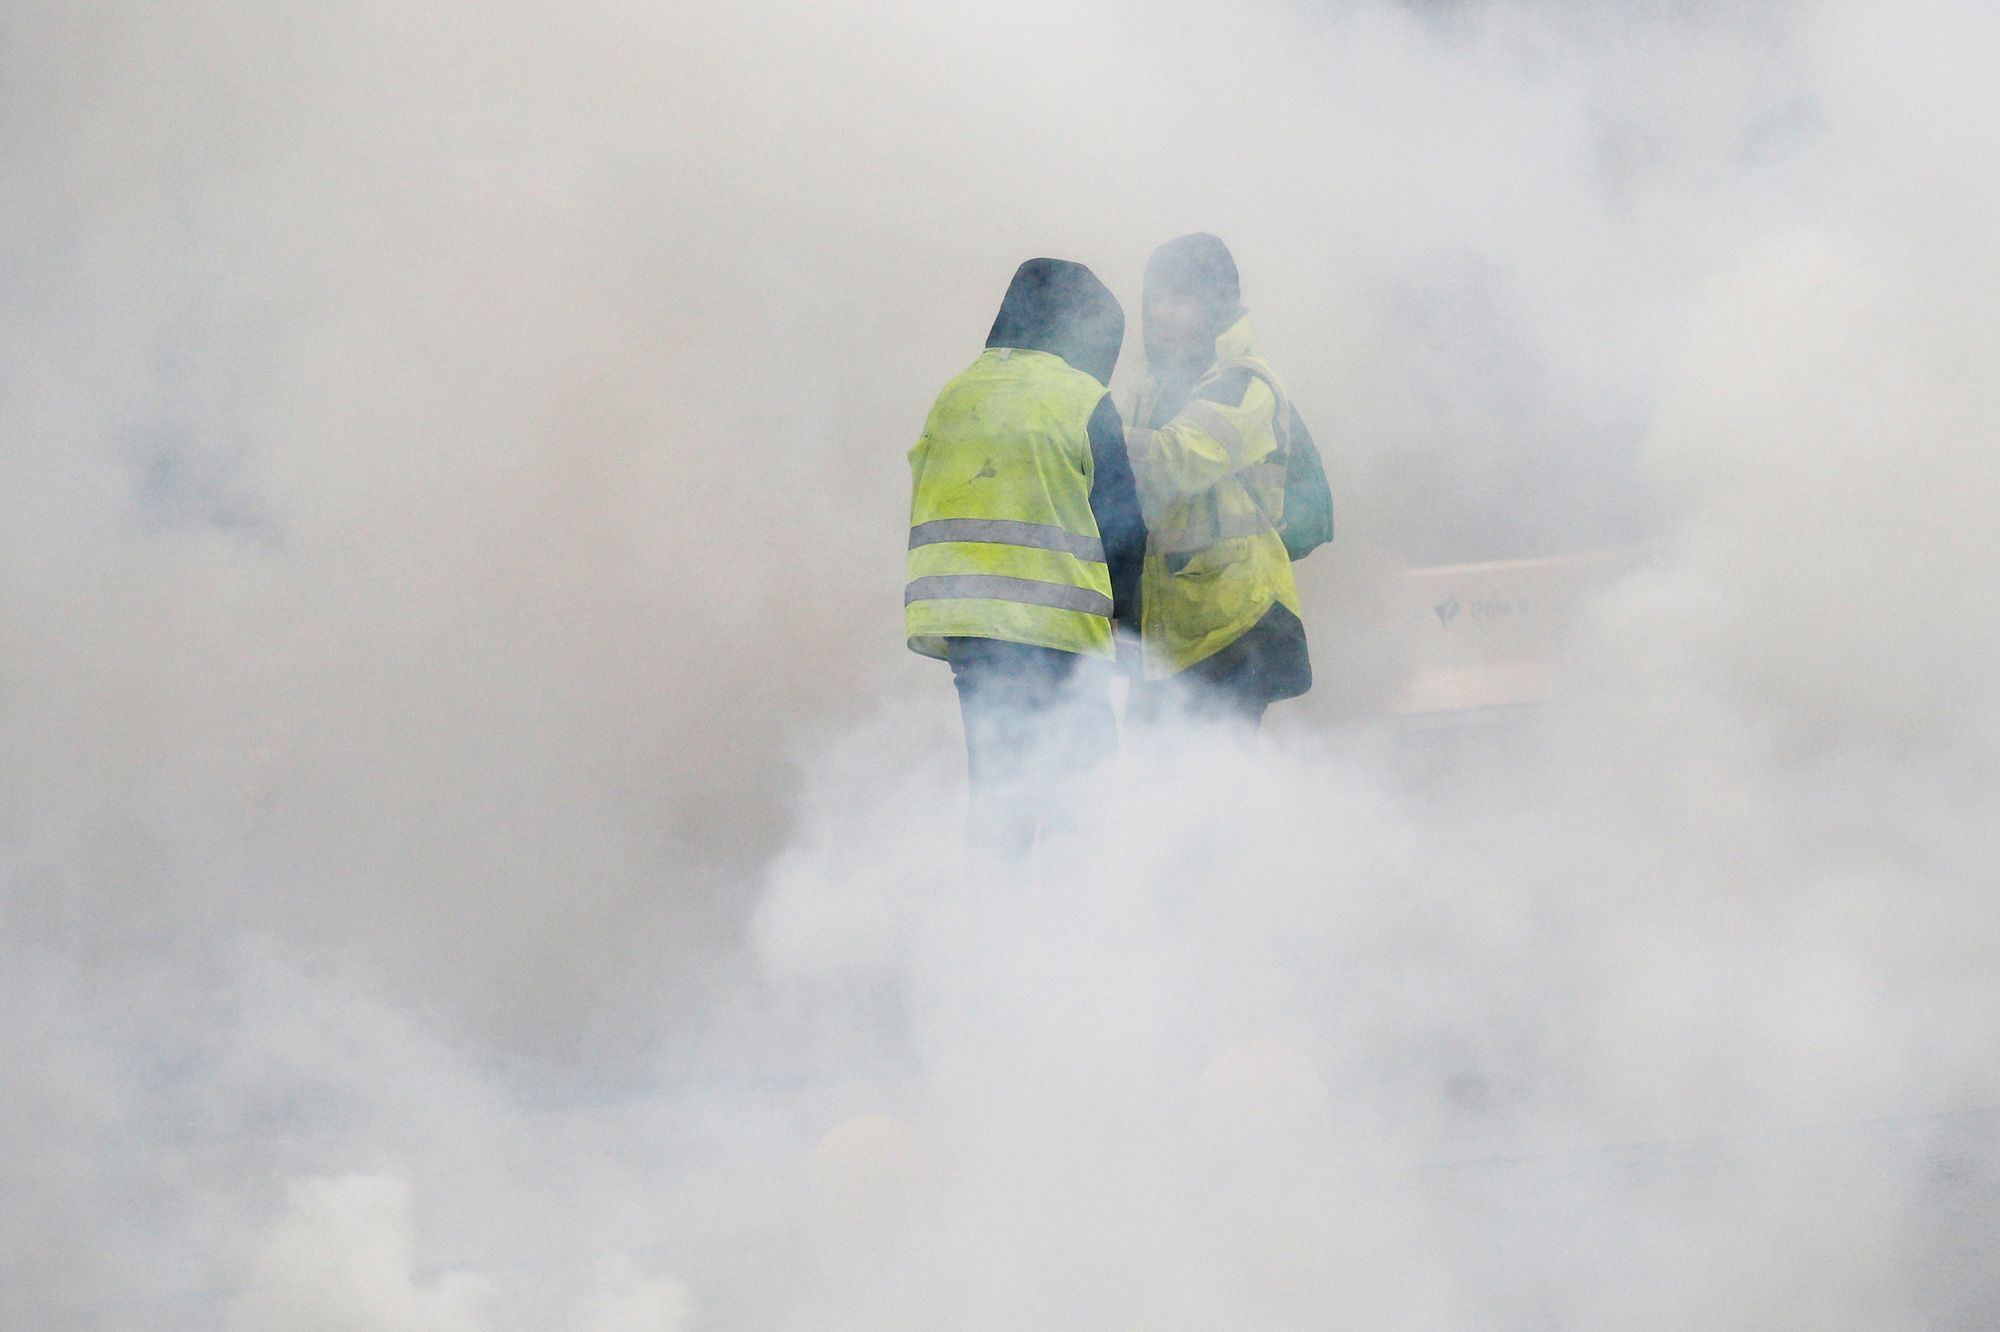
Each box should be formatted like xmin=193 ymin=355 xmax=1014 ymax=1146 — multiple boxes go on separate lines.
xmin=905 ymin=260 xmax=1146 ymax=660
xmin=1123 ymin=237 xmax=1309 ymax=694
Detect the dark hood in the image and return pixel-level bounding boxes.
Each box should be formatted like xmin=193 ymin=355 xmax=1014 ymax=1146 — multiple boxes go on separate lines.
xmin=1142 ymin=232 xmax=1244 ymax=383
xmin=985 ymin=258 xmax=1125 ymax=387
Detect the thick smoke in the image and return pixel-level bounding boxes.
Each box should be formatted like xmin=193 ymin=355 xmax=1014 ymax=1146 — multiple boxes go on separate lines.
xmin=4 ymin=0 xmax=1999 ymax=1327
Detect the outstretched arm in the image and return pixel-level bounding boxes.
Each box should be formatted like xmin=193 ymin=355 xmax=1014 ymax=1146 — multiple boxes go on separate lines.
xmin=1125 ymin=369 xmax=1277 ymax=517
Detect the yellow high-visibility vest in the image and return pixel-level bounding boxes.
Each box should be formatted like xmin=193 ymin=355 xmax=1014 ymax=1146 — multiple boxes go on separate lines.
xmin=906 ymin=348 xmax=1115 ymax=660
xmin=1124 ymin=315 xmax=1302 ymax=676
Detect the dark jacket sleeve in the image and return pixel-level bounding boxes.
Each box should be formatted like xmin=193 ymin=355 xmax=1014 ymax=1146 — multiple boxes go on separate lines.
xmin=1086 ymin=394 xmax=1145 ymax=628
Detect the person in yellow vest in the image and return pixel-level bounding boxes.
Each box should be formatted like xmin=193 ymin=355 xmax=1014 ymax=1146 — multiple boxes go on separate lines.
xmin=905 ymin=259 xmax=1145 ymax=855
xmin=1123 ymin=233 xmax=1312 ymax=728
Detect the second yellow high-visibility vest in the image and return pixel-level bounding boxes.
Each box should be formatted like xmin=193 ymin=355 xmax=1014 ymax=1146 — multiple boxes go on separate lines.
xmin=1124 ymin=315 xmax=1303 ymax=676
xmin=906 ymin=348 xmax=1115 ymax=660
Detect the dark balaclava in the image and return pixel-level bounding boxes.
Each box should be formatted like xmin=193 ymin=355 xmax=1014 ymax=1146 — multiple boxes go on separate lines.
xmin=1142 ymin=232 xmax=1243 ymax=391
xmin=985 ymin=258 xmax=1126 ymax=387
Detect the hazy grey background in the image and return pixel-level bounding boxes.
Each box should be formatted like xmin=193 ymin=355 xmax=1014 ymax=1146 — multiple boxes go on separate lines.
xmin=4 ymin=0 xmax=1998 ymax=1326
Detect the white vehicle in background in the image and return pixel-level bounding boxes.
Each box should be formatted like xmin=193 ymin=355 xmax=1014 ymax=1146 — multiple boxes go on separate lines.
xmin=1279 ymin=398 xmax=1644 ymax=738
xmin=1382 ymin=548 xmax=1633 ymax=724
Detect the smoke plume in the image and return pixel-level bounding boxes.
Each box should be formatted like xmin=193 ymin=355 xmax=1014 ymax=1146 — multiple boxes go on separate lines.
xmin=4 ymin=0 xmax=1998 ymax=1326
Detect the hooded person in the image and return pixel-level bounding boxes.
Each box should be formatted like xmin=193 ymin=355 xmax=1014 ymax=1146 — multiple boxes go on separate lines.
xmin=1123 ymin=233 xmax=1314 ymax=728
xmin=905 ymin=258 xmax=1145 ymax=858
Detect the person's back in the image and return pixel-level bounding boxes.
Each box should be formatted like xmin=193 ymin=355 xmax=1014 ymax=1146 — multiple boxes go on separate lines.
xmin=1122 ymin=233 xmax=1319 ymax=729
xmin=905 ymin=258 xmax=1143 ymax=856
xmin=907 ymin=350 xmax=1119 ymax=657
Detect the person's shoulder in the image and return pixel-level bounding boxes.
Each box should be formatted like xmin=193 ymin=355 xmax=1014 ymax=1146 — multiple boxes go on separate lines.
xmin=1192 ymin=364 xmax=1288 ymax=416
xmin=1194 ymin=367 xmax=1258 ymax=410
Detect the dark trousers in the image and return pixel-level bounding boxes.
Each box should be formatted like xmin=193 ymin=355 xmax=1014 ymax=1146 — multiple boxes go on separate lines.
xmin=946 ymin=638 xmax=1115 ymax=860
xmin=1129 ymin=603 xmax=1312 ymax=731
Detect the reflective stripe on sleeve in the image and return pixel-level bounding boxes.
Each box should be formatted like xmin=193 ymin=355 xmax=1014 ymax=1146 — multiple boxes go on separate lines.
xmin=1246 ymin=461 xmax=1287 ymax=493
xmin=1148 ymin=509 xmax=1273 ymax=557
xmin=904 ymin=574 xmax=1113 ymax=617
xmin=908 ymin=518 xmax=1106 ymax=564
xmin=1181 ymin=399 xmax=1248 ymax=462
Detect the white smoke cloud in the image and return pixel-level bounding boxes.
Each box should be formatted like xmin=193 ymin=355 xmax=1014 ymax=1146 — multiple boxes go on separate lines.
xmin=4 ymin=0 xmax=1999 ymax=1326
xmin=228 ymin=1176 xmax=493 ymax=1332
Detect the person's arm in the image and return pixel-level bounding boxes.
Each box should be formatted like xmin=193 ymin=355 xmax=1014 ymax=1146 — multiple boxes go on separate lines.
xmin=1125 ymin=369 xmax=1277 ymax=515
xmin=1086 ymin=394 xmax=1145 ymax=633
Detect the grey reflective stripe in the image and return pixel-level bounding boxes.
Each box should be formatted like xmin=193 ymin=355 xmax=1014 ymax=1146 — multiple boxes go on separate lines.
xmin=908 ymin=518 xmax=1105 ymax=564
xmin=1247 ymin=462 xmax=1287 ymax=493
xmin=1217 ymin=360 xmax=1286 ymax=412
xmin=1150 ymin=509 xmax=1273 ymax=556
xmin=1210 ymin=362 xmax=1290 ymax=532
xmin=1181 ymin=399 xmax=1247 ymax=461
xmin=904 ymin=574 xmax=1113 ymax=617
